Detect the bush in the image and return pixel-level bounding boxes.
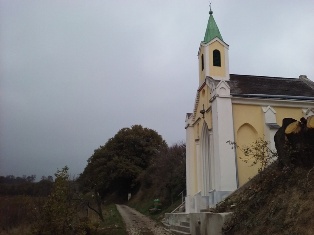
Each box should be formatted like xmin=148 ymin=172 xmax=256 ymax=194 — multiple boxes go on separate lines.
xmin=31 ymin=166 xmax=90 ymax=235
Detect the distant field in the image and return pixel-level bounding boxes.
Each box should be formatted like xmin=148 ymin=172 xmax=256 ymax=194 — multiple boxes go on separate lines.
xmin=0 ymin=196 xmax=126 ymax=235
xmin=0 ymin=196 xmax=45 ymax=235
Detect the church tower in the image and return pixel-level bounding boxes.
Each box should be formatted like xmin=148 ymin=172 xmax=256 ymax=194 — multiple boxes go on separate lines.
xmin=198 ymin=7 xmax=229 ymax=85
xmin=185 ymin=5 xmax=237 ymax=213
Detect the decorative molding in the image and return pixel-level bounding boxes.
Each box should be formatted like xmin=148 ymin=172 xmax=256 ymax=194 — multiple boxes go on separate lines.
xmin=206 ymin=107 xmax=211 ymax=113
xmin=216 ymin=80 xmax=230 ymax=90
xmin=232 ymin=97 xmax=314 ymax=107
xmin=266 ymin=123 xmax=280 ymax=129
xmin=192 ymin=117 xmax=202 ymax=127
xmin=262 ymin=106 xmax=276 ymax=124
xmin=262 ymin=106 xmax=276 ymax=114
xmin=200 ymin=37 xmax=229 ymax=48
xmin=209 ymin=94 xmax=218 ymax=103
xmin=302 ymin=108 xmax=314 ymax=117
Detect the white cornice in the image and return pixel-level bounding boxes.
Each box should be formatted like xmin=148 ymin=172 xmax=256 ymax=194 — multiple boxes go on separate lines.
xmin=192 ymin=117 xmax=202 ymax=127
xmin=217 ymin=80 xmax=230 ymax=90
xmin=192 ymin=91 xmax=200 ymax=122
xmin=302 ymin=108 xmax=314 ymax=117
xmin=232 ymin=97 xmax=314 ymax=107
xmin=200 ymin=37 xmax=229 ymax=48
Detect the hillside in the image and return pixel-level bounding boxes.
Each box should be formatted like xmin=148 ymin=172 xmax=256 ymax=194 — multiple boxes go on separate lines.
xmin=215 ymin=116 xmax=314 ymax=235
xmin=215 ymin=161 xmax=314 ymax=234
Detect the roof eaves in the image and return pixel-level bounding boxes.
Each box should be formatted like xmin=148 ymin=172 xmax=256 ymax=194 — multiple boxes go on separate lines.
xmin=230 ymin=74 xmax=297 ymax=80
xmin=299 ymin=76 xmax=314 ymax=90
xmin=201 ymin=37 xmax=229 ymax=47
xmin=231 ymin=93 xmax=314 ymax=101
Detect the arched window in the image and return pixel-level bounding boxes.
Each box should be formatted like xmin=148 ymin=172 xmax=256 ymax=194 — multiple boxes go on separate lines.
xmin=201 ymin=54 xmax=204 ymax=71
xmin=236 ymin=123 xmax=258 ymax=186
xmin=213 ymin=49 xmax=221 ymax=67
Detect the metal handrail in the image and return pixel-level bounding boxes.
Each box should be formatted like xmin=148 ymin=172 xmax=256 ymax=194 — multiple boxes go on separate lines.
xmin=171 ymin=200 xmax=185 ymax=213
xmin=178 ymin=190 xmax=185 ymax=204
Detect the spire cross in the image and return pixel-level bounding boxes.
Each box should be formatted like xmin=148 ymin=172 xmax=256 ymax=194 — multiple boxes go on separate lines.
xmin=209 ymin=2 xmax=213 ymax=15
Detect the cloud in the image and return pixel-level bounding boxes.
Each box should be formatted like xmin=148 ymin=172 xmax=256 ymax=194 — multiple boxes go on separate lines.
xmin=0 ymin=0 xmax=313 ymax=178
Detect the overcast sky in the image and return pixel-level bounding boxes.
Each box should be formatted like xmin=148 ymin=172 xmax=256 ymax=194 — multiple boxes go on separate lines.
xmin=1 ymin=0 xmax=313 ymax=179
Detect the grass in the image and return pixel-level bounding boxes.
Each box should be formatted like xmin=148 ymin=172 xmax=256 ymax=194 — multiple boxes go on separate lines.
xmin=91 ymin=204 xmax=127 ymax=235
xmin=128 ymin=196 xmax=183 ymax=221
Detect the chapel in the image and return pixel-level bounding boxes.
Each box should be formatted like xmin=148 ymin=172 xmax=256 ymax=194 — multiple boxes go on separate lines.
xmin=185 ymin=7 xmax=314 ymax=213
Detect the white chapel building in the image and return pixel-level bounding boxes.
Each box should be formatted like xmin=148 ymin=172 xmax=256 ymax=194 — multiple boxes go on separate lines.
xmin=185 ymin=8 xmax=314 ymax=213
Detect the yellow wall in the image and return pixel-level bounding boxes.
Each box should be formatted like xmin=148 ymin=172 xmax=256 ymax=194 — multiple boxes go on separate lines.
xmin=233 ymin=104 xmax=264 ymax=134
xmin=233 ymin=104 xmax=306 ymax=186
xmin=194 ymin=86 xmax=212 ymax=134
xmin=191 ymin=86 xmax=213 ymax=194
xmin=236 ymin=124 xmax=260 ymax=185
xmin=199 ymin=40 xmax=227 ymax=84
xmin=208 ymin=41 xmax=226 ymax=78
xmin=275 ymin=106 xmax=303 ymax=125
xmin=232 ymin=104 xmax=264 ymax=186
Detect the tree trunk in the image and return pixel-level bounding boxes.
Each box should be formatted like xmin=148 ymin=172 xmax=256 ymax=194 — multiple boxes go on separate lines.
xmin=275 ymin=115 xmax=314 ymax=167
xmin=86 ymin=190 xmax=104 ymax=222
xmin=274 ymin=118 xmax=296 ymax=166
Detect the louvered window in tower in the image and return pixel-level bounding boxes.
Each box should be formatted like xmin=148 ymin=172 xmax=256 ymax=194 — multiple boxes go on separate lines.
xmin=201 ymin=54 xmax=204 ymax=71
xmin=213 ymin=49 xmax=221 ymax=67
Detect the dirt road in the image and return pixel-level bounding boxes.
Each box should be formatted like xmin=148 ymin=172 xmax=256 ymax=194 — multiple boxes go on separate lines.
xmin=116 ymin=204 xmax=172 ymax=235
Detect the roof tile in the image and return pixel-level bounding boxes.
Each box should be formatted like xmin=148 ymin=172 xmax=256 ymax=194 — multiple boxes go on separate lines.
xmin=228 ymin=74 xmax=314 ymax=98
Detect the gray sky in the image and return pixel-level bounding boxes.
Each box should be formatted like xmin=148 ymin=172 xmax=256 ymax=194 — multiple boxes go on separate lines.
xmin=1 ymin=0 xmax=313 ymax=179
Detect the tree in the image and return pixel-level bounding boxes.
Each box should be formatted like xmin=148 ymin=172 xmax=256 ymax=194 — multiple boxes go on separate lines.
xmin=228 ymin=138 xmax=277 ymax=173
xmin=32 ymin=166 xmax=87 ymax=235
xmin=138 ymin=142 xmax=186 ymax=205
xmin=275 ymin=115 xmax=314 ymax=167
xmin=79 ymin=125 xmax=167 ymax=200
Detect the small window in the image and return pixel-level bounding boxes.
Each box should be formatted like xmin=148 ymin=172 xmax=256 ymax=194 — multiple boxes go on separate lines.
xmin=213 ymin=49 xmax=221 ymax=67
xmin=201 ymin=54 xmax=204 ymax=71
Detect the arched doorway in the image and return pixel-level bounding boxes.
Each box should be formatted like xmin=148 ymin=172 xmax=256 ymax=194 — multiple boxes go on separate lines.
xmin=200 ymin=122 xmax=211 ymax=195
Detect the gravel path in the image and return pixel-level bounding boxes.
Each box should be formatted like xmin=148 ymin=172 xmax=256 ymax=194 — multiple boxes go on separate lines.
xmin=116 ymin=204 xmax=172 ymax=235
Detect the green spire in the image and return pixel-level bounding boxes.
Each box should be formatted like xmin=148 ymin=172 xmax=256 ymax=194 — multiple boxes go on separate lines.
xmin=203 ymin=6 xmax=223 ymax=43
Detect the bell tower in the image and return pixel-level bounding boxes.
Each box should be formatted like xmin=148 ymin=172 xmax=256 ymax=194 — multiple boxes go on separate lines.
xmin=198 ymin=6 xmax=230 ymax=85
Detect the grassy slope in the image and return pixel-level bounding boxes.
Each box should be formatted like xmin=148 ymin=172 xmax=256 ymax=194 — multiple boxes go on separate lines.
xmin=128 ymin=188 xmax=183 ymax=221
xmin=92 ymin=204 xmax=126 ymax=235
xmin=215 ymin=161 xmax=314 ymax=235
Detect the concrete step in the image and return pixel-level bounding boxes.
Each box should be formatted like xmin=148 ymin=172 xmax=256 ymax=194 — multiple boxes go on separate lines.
xmin=161 ymin=220 xmax=170 ymax=230
xmin=180 ymin=221 xmax=190 ymax=227
xmin=170 ymin=224 xmax=190 ymax=234
xmin=170 ymin=228 xmax=191 ymax=235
